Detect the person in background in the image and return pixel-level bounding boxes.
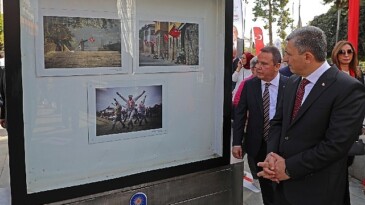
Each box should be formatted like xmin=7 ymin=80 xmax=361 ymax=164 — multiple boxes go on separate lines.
xmin=258 ymin=26 xmax=365 ymax=205
xmin=233 ymin=25 xmax=244 ymax=59
xmin=232 ymin=56 xmax=260 ymax=190
xmin=331 ymin=40 xmax=364 ymax=205
xmin=231 ymin=52 xmax=255 ymax=119
xmin=331 ymin=40 xmax=364 ymax=84
xmin=279 ymin=55 xmax=293 ymax=77
xmin=233 ymin=46 xmax=288 ymax=205
xmin=0 ymin=52 xmax=4 ymax=68
xmin=0 ymin=52 xmax=5 ymax=128
xmin=232 ymin=51 xmax=254 ymax=92
xmin=232 ymin=56 xmax=258 ymax=106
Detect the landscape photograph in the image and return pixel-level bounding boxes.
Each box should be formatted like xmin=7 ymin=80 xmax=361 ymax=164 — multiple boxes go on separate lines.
xmin=43 ymin=16 xmax=122 ymax=68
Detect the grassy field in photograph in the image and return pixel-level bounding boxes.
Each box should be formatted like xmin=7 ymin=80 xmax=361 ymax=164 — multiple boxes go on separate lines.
xmin=45 ymin=51 xmax=121 ymax=68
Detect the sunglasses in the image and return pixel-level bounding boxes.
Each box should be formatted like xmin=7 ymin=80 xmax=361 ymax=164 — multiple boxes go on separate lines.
xmin=338 ymin=49 xmax=353 ymax=55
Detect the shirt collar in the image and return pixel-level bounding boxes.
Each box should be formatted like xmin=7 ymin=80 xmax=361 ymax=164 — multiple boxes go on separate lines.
xmin=305 ymin=61 xmax=331 ymax=84
xmin=261 ymin=73 xmax=280 ymax=87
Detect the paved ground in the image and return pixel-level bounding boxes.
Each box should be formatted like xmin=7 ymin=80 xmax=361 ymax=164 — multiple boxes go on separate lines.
xmin=231 ymin=152 xmax=365 ymax=205
xmin=1 ymin=128 xmax=364 ymax=204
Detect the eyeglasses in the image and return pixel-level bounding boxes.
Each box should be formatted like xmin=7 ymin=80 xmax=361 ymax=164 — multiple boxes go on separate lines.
xmin=338 ymin=49 xmax=353 ymax=55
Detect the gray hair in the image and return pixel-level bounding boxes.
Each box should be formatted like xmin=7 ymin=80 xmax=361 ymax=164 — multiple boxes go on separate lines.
xmin=286 ymin=26 xmax=327 ymax=62
xmin=250 ymin=56 xmax=258 ymax=68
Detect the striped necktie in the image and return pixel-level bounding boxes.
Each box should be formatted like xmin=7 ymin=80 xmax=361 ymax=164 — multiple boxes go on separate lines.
xmin=263 ymin=83 xmax=271 ymax=141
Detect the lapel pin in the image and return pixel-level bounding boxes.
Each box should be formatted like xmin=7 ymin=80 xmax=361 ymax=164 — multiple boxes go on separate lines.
xmin=322 ymin=83 xmax=325 ymax=86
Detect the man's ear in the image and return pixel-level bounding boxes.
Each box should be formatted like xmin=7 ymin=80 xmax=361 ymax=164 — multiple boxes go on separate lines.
xmin=274 ymin=63 xmax=281 ymax=72
xmin=304 ymin=52 xmax=315 ymax=63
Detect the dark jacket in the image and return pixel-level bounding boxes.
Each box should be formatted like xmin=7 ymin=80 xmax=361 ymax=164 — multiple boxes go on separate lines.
xmin=232 ymin=74 xmax=288 ymax=158
xmin=268 ymin=66 xmax=365 ymax=205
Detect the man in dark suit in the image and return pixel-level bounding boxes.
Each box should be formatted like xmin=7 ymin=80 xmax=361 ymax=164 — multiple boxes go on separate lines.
xmin=279 ymin=66 xmax=293 ymax=77
xmin=258 ymin=26 xmax=365 ymax=205
xmin=233 ymin=46 xmax=288 ymax=205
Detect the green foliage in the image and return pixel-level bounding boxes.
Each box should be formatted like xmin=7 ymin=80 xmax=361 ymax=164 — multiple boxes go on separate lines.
xmin=277 ymin=0 xmax=293 ymax=41
xmin=310 ymin=5 xmax=365 ymax=60
xmin=322 ymin=0 xmax=365 ymax=8
xmin=322 ymin=0 xmax=348 ymax=8
xmin=252 ymin=0 xmax=293 ymax=45
xmin=43 ymin=16 xmax=119 ymax=50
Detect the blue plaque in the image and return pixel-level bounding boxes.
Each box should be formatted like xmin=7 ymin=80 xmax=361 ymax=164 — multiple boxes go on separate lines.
xmin=130 ymin=192 xmax=147 ymax=205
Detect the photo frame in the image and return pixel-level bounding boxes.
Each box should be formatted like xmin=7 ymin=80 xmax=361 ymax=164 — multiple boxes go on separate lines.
xmin=88 ymin=80 xmax=168 ymax=144
xmin=135 ymin=17 xmax=203 ymax=73
xmin=35 ymin=8 xmax=131 ymax=76
xmin=6 ymin=0 xmax=230 ymax=204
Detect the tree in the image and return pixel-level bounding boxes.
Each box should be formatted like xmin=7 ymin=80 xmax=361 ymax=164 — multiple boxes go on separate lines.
xmin=322 ymin=0 xmax=348 ymax=8
xmin=310 ymin=3 xmax=365 ymax=60
xmin=252 ymin=0 xmax=293 ymax=45
xmin=43 ymin=17 xmax=119 ymax=51
xmin=322 ymin=0 xmax=365 ymax=7
xmin=277 ymin=0 xmax=293 ymax=43
xmin=310 ymin=7 xmax=342 ymax=59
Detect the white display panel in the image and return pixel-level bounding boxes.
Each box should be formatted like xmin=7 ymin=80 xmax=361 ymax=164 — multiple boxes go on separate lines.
xmin=21 ymin=0 xmax=225 ymax=193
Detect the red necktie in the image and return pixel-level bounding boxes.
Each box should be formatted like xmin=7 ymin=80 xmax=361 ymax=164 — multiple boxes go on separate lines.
xmin=291 ymin=78 xmax=310 ymax=121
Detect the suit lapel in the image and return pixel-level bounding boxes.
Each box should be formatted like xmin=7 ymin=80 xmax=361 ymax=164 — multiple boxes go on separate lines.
xmin=276 ymin=74 xmax=288 ymax=108
xmin=286 ymin=75 xmax=301 ymax=124
xmin=291 ymin=67 xmax=337 ymax=125
xmin=253 ymin=78 xmax=263 ymax=115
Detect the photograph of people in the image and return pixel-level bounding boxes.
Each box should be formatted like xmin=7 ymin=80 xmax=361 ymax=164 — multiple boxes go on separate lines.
xmin=139 ymin=21 xmax=199 ymax=67
xmin=95 ymin=85 xmax=162 ymax=136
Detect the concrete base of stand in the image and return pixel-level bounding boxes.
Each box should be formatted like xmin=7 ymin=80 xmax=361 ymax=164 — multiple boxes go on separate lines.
xmin=47 ymin=163 xmax=243 ymax=205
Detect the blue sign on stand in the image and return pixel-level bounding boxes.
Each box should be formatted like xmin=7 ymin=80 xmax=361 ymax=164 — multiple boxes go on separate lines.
xmin=130 ymin=192 xmax=147 ymax=205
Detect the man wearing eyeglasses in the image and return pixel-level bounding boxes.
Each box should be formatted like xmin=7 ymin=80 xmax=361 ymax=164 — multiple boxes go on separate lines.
xmin=233 ymin=46 xmax=288 ymax=205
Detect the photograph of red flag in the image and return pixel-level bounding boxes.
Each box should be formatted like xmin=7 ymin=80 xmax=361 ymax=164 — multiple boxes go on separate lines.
xmin=42 ymin=16 xmax=121 ymax=69
xmin=169 ymin=25 xmax=181 ymax=38
xmin=253 ymin=27 xmax=264 ymax=54
xmin=88 ymin=36 xmax=95 ymax=43
xmin=138 ymin=20 xmax=199 ymax=67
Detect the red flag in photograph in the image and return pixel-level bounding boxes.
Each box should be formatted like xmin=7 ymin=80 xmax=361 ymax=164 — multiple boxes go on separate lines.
xmin=348 ymin=0 xmax=360 ymax=52
xmin=169 ymin=26 xmax=181 ymax=38
xmin=88 ymin=36 xmax=95 ymax=43
xmin=253 ymin=27 xmax=264 ymax=54
xmin=163 ymin=34 xmax=169 ymax=42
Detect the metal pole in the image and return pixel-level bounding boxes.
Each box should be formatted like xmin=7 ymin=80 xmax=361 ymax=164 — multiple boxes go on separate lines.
xmin=335 ymin=8 xmax=341 ymax=43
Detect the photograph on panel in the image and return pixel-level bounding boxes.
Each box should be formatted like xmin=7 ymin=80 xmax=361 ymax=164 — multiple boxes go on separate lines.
xmin=43 ymin=16 xmax=121 ymax=69
xmin=138 ymin=20 xmax=199 ymax=67
xmin=95 ymin=85 xmax=162 ymax=136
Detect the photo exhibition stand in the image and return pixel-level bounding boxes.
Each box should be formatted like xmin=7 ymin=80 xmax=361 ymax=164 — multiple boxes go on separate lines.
xmin=4 ymin=0 xmax=241 ymax=204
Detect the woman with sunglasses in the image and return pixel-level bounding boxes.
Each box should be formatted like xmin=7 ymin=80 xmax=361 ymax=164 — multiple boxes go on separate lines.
xmin=331 ymin=40 xmax=364 ymax=205
xmin=331 ymin=40 xmax=364 ymax=84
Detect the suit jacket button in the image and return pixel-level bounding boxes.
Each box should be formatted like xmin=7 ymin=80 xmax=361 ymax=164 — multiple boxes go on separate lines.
xmin=284 ymin=136 xmax=289 ymax=140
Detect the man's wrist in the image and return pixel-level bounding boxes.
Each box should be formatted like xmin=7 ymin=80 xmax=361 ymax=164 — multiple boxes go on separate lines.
xmin=285 ymin=168 xmax=290 ymax=177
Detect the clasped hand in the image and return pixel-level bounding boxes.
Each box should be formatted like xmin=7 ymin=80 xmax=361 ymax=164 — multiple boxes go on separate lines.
xmin=257 ymin=152 xmax=290 ymax=183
